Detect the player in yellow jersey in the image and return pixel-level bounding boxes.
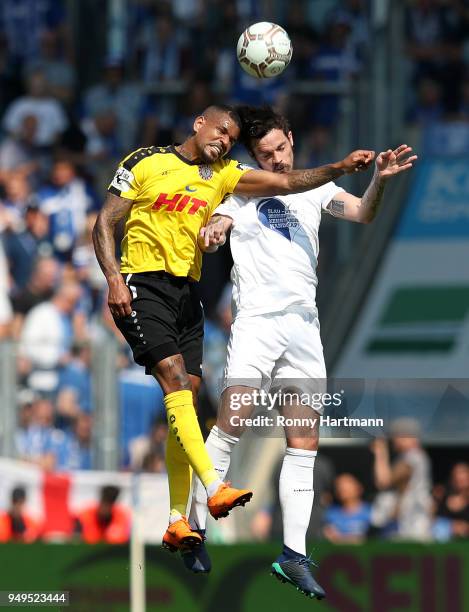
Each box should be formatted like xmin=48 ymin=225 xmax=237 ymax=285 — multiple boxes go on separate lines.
xmin=92 ymin=104 xmax=374 ymax=553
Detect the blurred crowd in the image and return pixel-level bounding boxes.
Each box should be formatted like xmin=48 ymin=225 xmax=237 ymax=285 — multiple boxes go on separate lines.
xmin=0 ymin=0 xmax=467 ymax=482
xmin=1 ymin=433 xmax=468 ymax=544
xmin=251 ymin=425 xmax=469 ymax=545
xmin=0 ymin=483 xmax=131 ymax=544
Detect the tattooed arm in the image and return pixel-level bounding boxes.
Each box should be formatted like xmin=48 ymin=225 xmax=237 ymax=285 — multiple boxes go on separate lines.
xmin=326 ymin=144 xmax=417 ymax=224
xmin=234 ymin=149 xmax=375 ymax=197
xmin=325 ymin=173 xmax=386 ymax=224
xmin=92 ymin=193 xmax=133 ymax=318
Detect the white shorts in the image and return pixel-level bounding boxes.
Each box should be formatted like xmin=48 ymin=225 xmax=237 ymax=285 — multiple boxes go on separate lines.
xmin=223 ymin=309 xmax=327 ymax=414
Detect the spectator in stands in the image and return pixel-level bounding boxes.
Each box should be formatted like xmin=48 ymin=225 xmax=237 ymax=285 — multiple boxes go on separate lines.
xmin=120 ymin=367 xmax=166 ymax=469
xmin=434 ymin=462 xmax=469 ymax=540
xmin=38 ymin=158 xmax=98 ymax=262
xmin=16 ymin=389 xmax=35 ymax=436
xmin=0 ymin=486 xmax=41 ymax=542
xmin=80 ymin=107 xmax=120 ymax=189
xmin=2 ymin=68 xmax=68 ymax=148
xmin=141 ymin=449 xmax=166 ymax=473
xmin=57 ymin=341 xmax=93 ymax=416
xmin=55 ymin=412 xmax=93 ymax=471
xmin=0 ymin=239 xmax=12 ymax=338
xmin=77 ymin=485 xmax=130 ymax=544
xmin=139 ymin=10 xmax=194 ymax=148
xmin=0 ymin=172 xmax=37 ymax=227
xmin=18 ymin=280 xmax=82 ymax=394
xmin=0 ymin=115 xmax=43 ymax=183
xmin=15 ymin=397 xmax=60 ymax=471
xmin=128 ymin=417 xmax=168 ymax=472
xmin=69 ymin=412 xmax=93 ymax=469
xmin=25 ymin=29 xmax=76 ymax=105
xmin=90 ymin=289 xmax=132 ymax=371
xmin=83 ymin=57 xmax=144 ymax=156
xmin=0 ymin=0 xmax=69 ymax=74
xmin=10 ymin=255 xmax=58 ymax=320
xmin=370 ymin=419 xmax=433 ymax=540
xmin=323 ymin=473 xmax=371 ymax=543
xmin=138 ymin=12 xmax=191 ymax=83
xmin=8 ymin=239 xmax=56 ymax=310
xmin=73 ymin=212 xmax=108 ymax=315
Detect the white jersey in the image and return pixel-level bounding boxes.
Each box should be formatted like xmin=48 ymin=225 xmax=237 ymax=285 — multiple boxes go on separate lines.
xmin=215 ymin=182 xmax=344 ymax=318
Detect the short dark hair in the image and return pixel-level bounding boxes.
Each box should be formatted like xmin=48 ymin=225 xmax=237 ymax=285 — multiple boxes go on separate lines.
xmin=235 ymin=105 xmax=290 ymax=154
xmin=201 ymin=104 xmax=242 ymax=131
xmin=12 ymin=486 xmax=26 ymax=504
xmin=100 ymin=485 xmax=120 ymax=505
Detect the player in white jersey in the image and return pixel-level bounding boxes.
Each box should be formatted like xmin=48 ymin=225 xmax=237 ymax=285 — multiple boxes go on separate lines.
xmin=185 ymin=106 xmax=417 ymax=596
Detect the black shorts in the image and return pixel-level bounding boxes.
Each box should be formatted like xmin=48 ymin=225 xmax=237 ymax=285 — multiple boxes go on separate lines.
xmin=113 ymin=271 xmax=204 ymax=377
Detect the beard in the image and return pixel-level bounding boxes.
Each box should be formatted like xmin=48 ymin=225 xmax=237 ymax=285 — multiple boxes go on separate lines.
xmin=200 ymin=143 xmax=225 ymax=164
xmin=272 ymin=163 xmax=291 ymax=173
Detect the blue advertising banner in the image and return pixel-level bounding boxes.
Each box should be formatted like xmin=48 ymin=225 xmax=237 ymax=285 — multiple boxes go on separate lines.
xmin=397 ymin=158 xmax=469 ymax=240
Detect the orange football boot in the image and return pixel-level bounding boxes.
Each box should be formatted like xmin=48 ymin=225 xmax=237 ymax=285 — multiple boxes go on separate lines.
xmin=162 ymin=516 xmax=203 ymax=552
xmin=207 ymin=482 xmax=253 ymax=520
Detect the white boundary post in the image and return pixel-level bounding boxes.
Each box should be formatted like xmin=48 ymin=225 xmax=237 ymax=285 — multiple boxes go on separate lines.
xmin=130 ymin=472 xmax=146 ymax=612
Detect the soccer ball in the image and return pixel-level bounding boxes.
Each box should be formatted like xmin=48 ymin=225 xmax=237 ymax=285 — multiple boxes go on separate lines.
xmin=237 ymin=22 xmax=292 ymax=79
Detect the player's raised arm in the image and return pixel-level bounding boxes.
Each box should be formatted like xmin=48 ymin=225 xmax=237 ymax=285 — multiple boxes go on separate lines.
xmin=92 ymin=193 xmax=134 ymax=318
xmin=233 ymin=149 xmax=375 ymax=197
xmin=325 ymin=144 xmax=418 ymax=224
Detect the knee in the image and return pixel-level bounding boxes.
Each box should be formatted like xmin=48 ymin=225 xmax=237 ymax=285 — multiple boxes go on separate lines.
xmin=286 ymin=437 xmax=319 ymax=452
xmin=152 ymin=355 xmax=192 ymax=394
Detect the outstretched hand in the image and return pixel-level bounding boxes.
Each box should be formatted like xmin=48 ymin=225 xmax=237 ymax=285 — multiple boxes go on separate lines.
xmin=341 ymin=149 xmax=376 ymax=174
xmin=376 ymin=144 xmax=418 ymax=180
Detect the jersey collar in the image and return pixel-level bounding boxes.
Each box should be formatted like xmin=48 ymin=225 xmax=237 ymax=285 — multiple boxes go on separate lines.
xmin=170 ymin=144 xmax=200 ymax=166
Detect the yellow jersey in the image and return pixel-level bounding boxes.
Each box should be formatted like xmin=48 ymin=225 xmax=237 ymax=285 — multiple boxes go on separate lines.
xmin=108 ymin=145 xmax=249 ymax=280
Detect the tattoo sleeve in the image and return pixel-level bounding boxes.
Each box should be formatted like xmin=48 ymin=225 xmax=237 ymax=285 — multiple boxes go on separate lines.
xmin=285 ymin=164 xmax=345 ymax=192
xmin=359 ymin=171 xmax=386 ymax=222
xmin=92 ymin=193 xmax=133 ymax=282
xmin=327 ymin=199 xmax=345 ymax=217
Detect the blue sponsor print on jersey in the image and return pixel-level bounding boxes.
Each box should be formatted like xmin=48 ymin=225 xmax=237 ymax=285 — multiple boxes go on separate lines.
xmin=256 ymin=198 xmax=300 ymax=241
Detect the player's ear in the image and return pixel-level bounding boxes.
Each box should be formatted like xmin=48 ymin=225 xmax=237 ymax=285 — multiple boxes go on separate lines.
xmin=288 ymin=131 xmax=294 ymax=148
xmin=193 ymin=115 xmax=206 ymax=133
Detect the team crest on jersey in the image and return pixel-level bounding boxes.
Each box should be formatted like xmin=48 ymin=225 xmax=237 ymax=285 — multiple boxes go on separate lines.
xmin=198 ymin=164 xmax=213 ymax=180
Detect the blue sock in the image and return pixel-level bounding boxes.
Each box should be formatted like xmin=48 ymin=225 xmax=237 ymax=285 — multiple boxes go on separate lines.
xmin=277 ymin=544 xmax=305 ymax=562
